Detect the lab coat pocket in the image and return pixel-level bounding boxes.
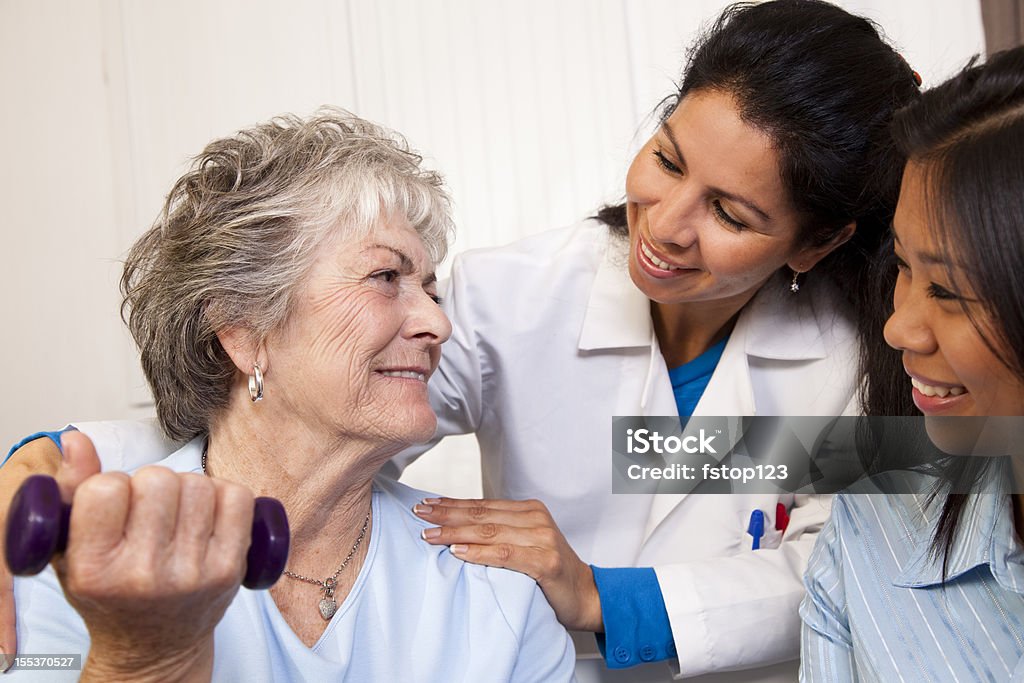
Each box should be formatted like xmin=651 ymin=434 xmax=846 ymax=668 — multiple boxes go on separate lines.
xmin=759 ymin=526 xmax=784 ymax=549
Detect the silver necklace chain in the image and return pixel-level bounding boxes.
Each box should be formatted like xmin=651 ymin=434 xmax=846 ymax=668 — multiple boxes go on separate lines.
xmin=201 ymin=443 xmax=372 ymax=619
xmin=281 ymin=510 xmax=370 ymax=589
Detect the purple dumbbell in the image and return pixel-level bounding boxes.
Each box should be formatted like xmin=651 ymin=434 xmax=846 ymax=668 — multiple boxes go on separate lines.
xmin=5 ymin=474 xmax=290 ymax=590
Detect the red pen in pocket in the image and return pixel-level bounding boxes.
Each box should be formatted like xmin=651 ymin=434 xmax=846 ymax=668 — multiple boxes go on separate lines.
xmin=775 ymin=503 xmax=790 ymax=533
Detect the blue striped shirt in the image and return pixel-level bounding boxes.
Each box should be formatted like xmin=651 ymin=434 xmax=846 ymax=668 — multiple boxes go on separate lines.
xmin=800 ymin=470 xmax=1024 ymax=681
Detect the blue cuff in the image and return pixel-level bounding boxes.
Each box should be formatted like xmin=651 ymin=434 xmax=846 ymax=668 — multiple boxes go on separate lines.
xmin=592 ymin=565 xmax=677 ymax=668
xmin=3 ymin=427 xmax=74 ymax=466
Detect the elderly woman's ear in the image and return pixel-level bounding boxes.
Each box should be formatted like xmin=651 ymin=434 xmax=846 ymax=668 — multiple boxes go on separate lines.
xmin=216 ymin=326 xmax=267 ymax=379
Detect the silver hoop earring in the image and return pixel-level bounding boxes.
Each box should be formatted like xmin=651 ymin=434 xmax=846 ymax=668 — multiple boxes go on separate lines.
xmin=790 ymin=269 xmax=801 ymax=294
xmin=249 ymin=363 xmax=264 ymax=402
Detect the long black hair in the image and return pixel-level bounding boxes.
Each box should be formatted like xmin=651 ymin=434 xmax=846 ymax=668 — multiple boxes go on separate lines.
xmin=595 ymin=0 xmax=921 ymax=416
xmin=889 ymin=46 xmax=1024 ymax=567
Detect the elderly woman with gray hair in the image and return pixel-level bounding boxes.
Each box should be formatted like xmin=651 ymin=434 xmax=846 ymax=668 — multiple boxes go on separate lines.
xmin=7 ymin=110 xmax=574 ymax=681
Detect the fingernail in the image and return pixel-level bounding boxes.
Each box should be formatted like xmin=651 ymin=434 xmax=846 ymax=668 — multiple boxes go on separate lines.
xmin=421 ymin=497 xmax=440 ymax=505
xmin=1 ymin=652 xmax=11 ymax=673
xmin=420 ymin=527 xmax=441 ymax=540
xmin=413 ymin=504 xmax=433 ymax=515
xmin=450 ymin=544 xmax=469 ymax=556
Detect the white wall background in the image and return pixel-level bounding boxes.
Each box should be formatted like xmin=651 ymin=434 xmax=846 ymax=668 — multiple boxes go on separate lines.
xmin=0 ymin=0 xmax=984 ymax=496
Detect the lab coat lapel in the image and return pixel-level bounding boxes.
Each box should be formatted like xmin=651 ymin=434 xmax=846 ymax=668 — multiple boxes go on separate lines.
xmin=637 ymin=279 xmax=820 ymax=545
xmin=576 ymin=236 xmax=651 ymax=351
xmin=577 ymin=251 xmax=819 ymax=547
xmin=639 ymin=320 xmax=755 ymax=544
xmin=639 ymin=348 xmax=689 ymax=543
xmin=576 ymin=247 xmax=688 ymax=546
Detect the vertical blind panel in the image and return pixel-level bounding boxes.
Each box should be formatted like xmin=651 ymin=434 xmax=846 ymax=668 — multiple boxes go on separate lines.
xmin=349 ymin=0 xmax=636 ymax=264
xmin=116 ymin=0 xmax=358 ymax=248
xmin=0 ymin=0 xmax=132 ymax=449
xmin=841 ymin=0 xmax=986 ymax=85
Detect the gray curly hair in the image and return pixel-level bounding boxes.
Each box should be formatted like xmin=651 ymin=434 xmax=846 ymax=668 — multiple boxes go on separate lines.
xmin=121 ymin=108 xmax=454 ymax=441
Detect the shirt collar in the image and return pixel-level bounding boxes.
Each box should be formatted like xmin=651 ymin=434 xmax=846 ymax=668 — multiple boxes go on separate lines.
xmin=159 ymin=436 xmax=205 ymax=474
xmin=576 ymin=235 xmax=652 ymax=351
xmin=577 ymin=237 xmax=830 ymax=361
xmin=740 ymin=274 xmax=830 ymax=360
xmin=894 ymin=462 xmax=1024 ymax=593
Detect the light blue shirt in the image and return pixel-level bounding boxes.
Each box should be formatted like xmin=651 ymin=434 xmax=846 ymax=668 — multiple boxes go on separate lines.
xmin=667 ymin=334 xmax=729 ymax=419
xmin=800 ymin=469 xmax=1024 ymax=682
xmin=11 ymin=438 xmax=576 ymax=682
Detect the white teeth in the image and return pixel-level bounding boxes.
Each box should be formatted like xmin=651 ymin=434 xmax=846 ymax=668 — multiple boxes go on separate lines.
xmin=382 ymin=370 xmax=426 ymax=381
xmin=911 ymin=377 xmax=966 ymax=398
xmin=641 ymin=241 xmax=682 ymax=271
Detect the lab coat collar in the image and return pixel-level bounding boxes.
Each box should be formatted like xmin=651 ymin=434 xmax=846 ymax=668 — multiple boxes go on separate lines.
xmin=741 ymin=273 xmax=830 ymax=361
xmin=577 ymin=236 xmax=652 ymax=351
xmin=578 ymin=244 xmax=832 ymax=362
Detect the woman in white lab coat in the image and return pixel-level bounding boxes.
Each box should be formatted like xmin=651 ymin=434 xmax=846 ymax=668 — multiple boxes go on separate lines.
xmin=2 ymin=1 xmax=920 ymax=681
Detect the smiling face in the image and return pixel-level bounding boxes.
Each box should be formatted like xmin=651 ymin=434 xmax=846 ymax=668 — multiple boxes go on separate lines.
xmin=625 ymin=89 xmax=833 ymax=313
xmin=262 ymin=215 xmax=451 ymax=448
xmin=885 ymin=161 xmax=1024 ymax=419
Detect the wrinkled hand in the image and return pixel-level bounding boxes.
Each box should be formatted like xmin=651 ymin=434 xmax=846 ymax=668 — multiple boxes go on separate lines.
xmin=414 ymin=497 xmax=603 ymax=632
xmin=0 ymin=436 xmax=62 ymax=672
xmin=52 ymin=432 xmax=254 ymax=683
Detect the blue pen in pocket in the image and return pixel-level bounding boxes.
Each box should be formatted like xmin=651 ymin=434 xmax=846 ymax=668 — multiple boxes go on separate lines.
xmin=747 ymin=509 xmax=765 ymax=550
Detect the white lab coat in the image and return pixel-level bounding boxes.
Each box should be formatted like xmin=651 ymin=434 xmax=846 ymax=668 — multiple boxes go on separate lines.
xmin=74 ymin=220 xmax=858 ymax=682
xmin=387 ymin=220 xmax=860 ymax=682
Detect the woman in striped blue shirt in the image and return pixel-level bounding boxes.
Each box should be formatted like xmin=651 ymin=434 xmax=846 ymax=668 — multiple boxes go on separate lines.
xmin=800 ymin=46 xmax=1024 ymax=682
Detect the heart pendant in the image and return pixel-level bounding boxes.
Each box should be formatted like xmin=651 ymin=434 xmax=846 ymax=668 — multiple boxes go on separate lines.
xmin=319 ymin=598 xmax=338 ymax=620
